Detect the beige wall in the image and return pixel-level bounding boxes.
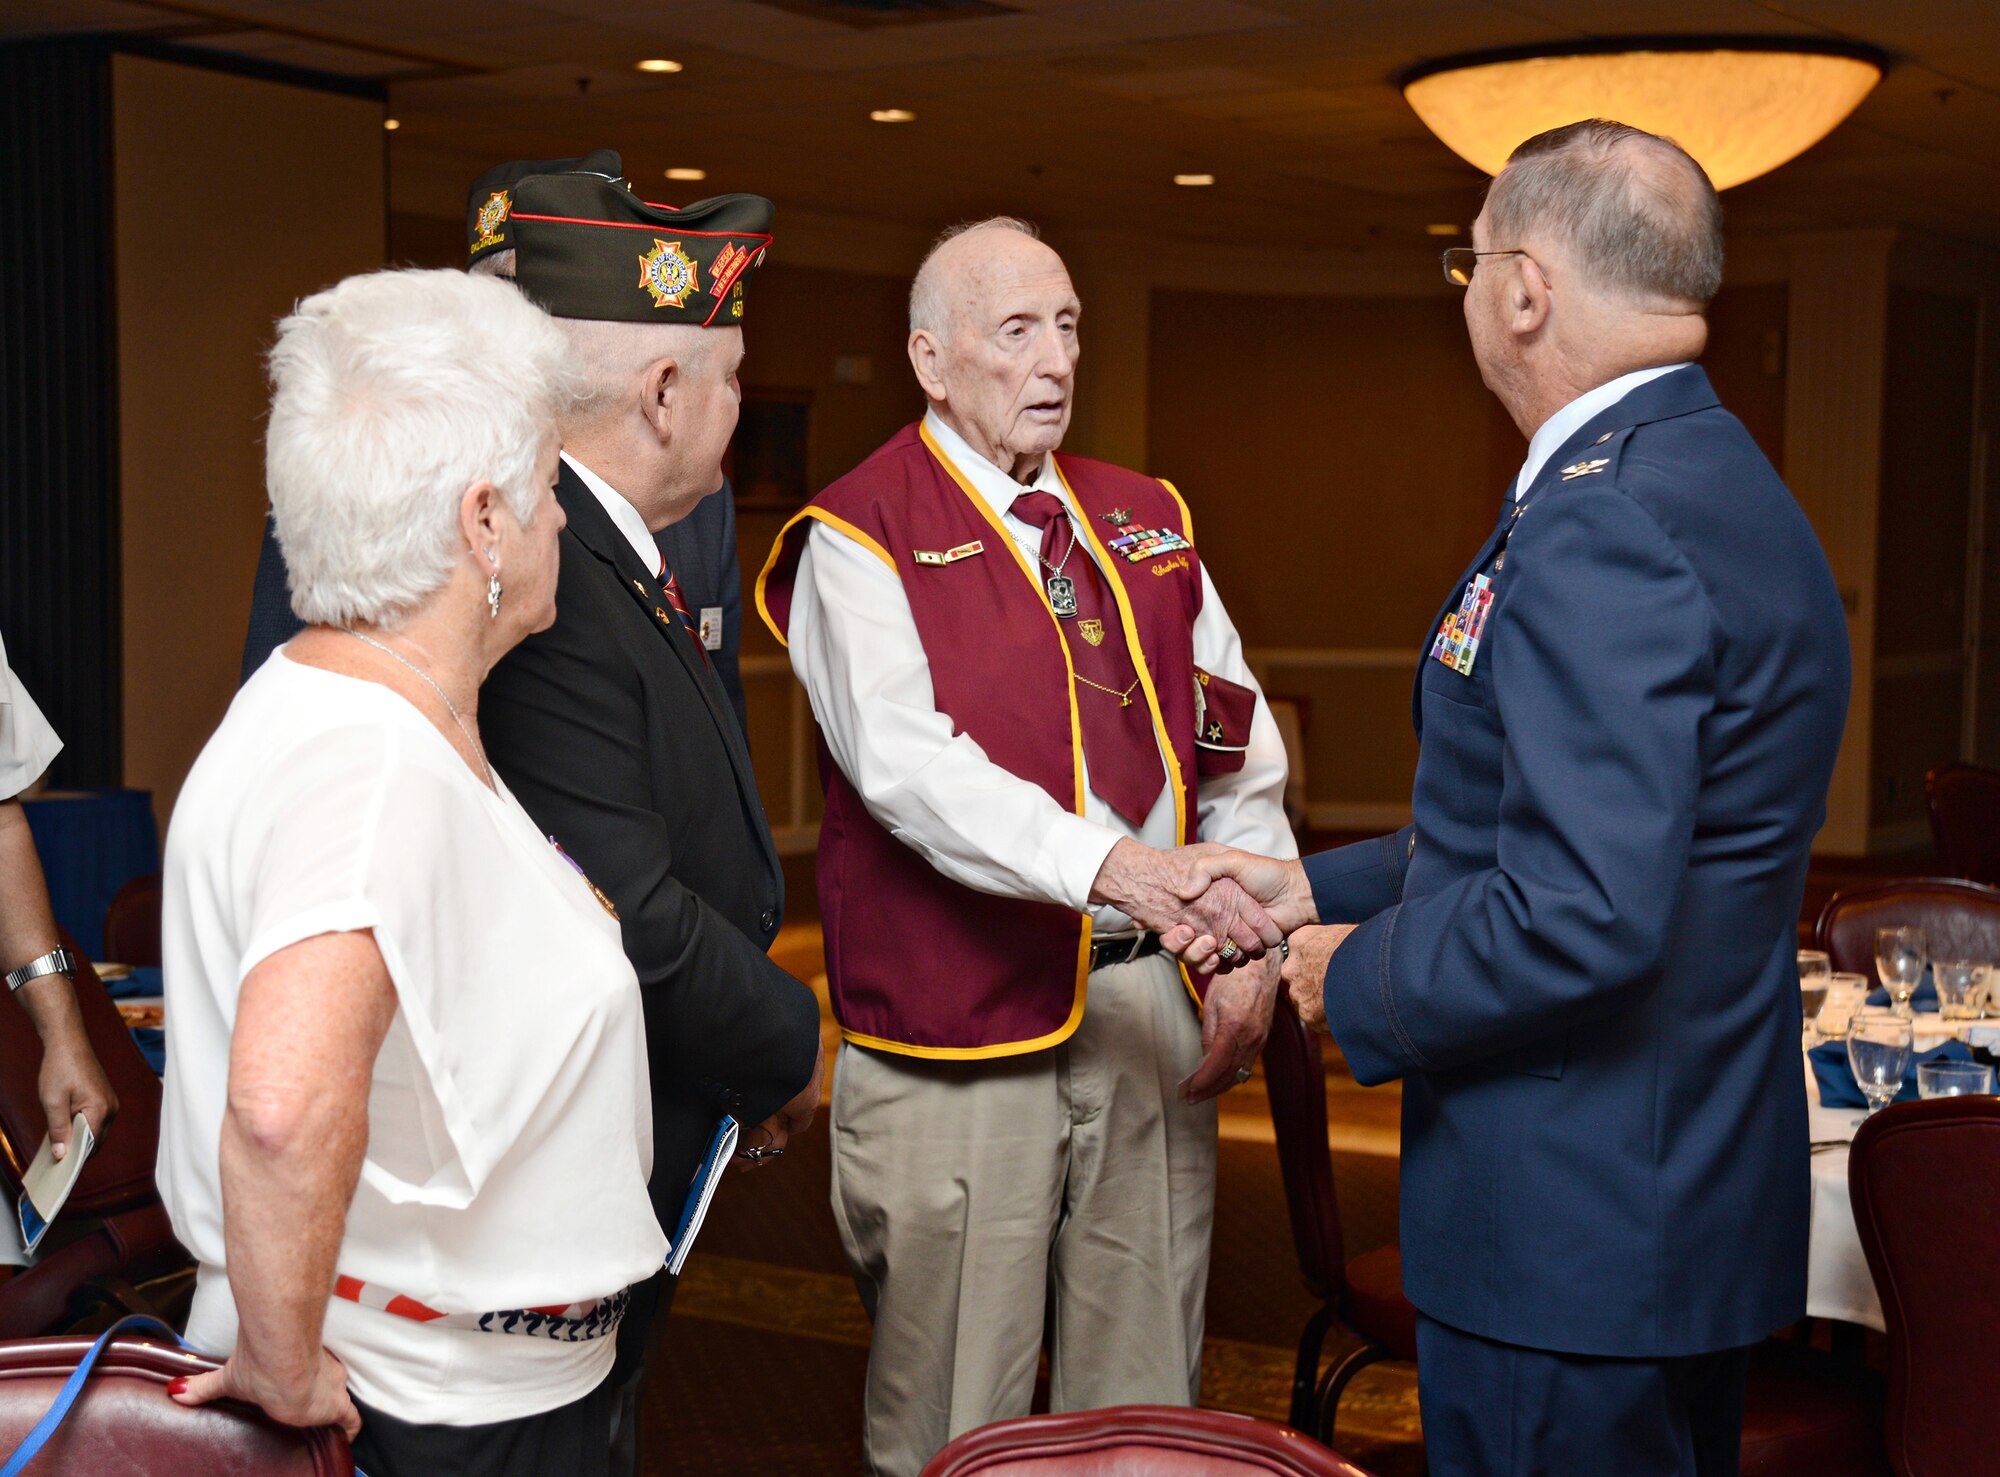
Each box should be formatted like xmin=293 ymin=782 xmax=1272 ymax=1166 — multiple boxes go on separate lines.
xmin=113 ymin=55 xmax=385 ymax=827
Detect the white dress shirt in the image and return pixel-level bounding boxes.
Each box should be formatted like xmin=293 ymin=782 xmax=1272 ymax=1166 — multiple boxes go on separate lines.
xmin=0 ymin=630 xmax=61 ymax=802
xmin=786 ymin=411 xmax=1294 ymax=935
xmin=1514 ymin=363 xmax=1690 ymax=500
xmin=564 ymin=451 xmax=662 ymax=575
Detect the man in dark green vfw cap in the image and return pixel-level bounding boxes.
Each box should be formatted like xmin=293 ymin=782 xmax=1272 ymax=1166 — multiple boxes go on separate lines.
xmin=478 ymin=175 xmax=823 ymax=1474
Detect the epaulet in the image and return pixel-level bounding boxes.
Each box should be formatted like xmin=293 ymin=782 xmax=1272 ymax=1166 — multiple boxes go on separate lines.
xmin=1548 ymin=424 xmax=1636 ymax=491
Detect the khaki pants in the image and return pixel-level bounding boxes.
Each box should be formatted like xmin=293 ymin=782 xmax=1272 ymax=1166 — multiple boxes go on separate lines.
xmin=829 ymin=952 xmax=1218 ymax=1477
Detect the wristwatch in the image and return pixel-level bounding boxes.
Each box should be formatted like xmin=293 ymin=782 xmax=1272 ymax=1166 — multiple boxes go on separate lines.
xmin=6 ymin=945 xmax=77 ymax=993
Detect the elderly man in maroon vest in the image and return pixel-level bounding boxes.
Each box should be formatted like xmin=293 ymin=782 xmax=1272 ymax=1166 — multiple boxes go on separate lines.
xmin=758 ymin=217 xmax=1294 ymax=1474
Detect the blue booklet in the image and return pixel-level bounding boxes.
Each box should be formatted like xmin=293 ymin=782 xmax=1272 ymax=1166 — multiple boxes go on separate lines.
xmin=667 ymin=1115 xmax=737 ymax=1276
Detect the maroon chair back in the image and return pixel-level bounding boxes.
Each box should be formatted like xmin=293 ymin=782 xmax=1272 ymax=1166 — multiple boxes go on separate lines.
xmin=1848 ymin=1096 xmax=2000 ymax=1477
xmin=1260 ymin=993 xmax=1345 ymax=1300
xmin=101 ymin=872 xmax=164 ymax=967
xmin=0 ymin=927 xmax=164 ymax=1217
xmin=919 ymin=1405 xmax=1378 ymax=1476
xmin=1813 ymin=880 xmax=2000 ymax=988
xmin=1925 ymin=765 xmax=2000 ymax=887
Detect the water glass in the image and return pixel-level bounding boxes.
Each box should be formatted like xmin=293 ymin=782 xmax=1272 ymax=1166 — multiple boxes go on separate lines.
xmin=1848 ymin=1010 xmax=1915 ymax=1115
xmin=1917 ymin=1061 xmax=1995 ymax=1098
xmin=1816 ymin=973 xmax=1869 ymax=1039
xmin=1797 ymin=950 xmax=1831 ymax=981
xmin=1875 ymin=926 xmax=1928 ymax=1018
xmin=1933 ymin=960 xmax=1985 ymax=1021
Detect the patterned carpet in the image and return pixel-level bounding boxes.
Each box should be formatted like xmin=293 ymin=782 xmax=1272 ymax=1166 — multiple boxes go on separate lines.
xmin=636 ymin=922 xmax=1422 ymax=1475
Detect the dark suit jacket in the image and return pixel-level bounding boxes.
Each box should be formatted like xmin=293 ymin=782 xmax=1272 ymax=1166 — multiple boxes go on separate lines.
xmin=239 ymin=481 xmax=747 ymax=723
xmin=1306 ymin=366 xmax=1850 ymax=1359
xmin=478 ymin=465 xmax=818 ymax=1226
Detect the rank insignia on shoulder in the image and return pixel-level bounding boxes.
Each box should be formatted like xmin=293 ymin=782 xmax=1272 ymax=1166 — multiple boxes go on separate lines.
xmin=1100 ymin=507 xmax=1134 ymax=527
xmin=914 ymin=540 xmax=984 ymax=567
xmin=1559 ymin=458 xmax=1611 ymax=480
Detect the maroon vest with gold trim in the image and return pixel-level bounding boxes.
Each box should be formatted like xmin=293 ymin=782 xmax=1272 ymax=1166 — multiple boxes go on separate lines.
xmin=760 ymin=421 xmax=1212 ymax=1059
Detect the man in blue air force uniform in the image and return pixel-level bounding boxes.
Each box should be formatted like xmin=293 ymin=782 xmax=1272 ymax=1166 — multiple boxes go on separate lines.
xmin=1182 ymin=121 xmax=1851 ymax=1473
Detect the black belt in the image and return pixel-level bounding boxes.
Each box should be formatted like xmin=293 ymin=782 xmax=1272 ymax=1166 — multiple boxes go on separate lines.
xmin=1089 ymin=932 xmax=1163 ymax=972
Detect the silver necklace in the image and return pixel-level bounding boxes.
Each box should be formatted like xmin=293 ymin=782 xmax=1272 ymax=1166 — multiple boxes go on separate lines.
xmin=340 ymin=629 xmax=492 ymax=785
xmin=1036 ymin=522 xmax=1080 ymax=619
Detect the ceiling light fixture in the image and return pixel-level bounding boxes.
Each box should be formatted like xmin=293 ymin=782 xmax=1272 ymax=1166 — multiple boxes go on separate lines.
xmin=1402 ymin=38 xmax=1884 ymax=190
xmin=1173 ymin=173 xmax=1215 ymax=187
xmin=383 ymin=118 xmax=400 ymax=131
xmin=870 ymin=108 xmax=917 ymax=123
xmin=665 ymin=167 xmax=707 ymax=181
xmin=1424 ymin=223 xmax=1458 ymax=236
xmin=635 ymin=58 xmax=683 ymax=74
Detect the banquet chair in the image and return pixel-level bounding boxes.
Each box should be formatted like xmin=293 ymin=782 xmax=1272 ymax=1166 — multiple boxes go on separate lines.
xmin=101 ymin=871 xmax=164 ymax=968
xmin=1924 ymin=764 xmax=2000 ymax=888
xmin=1260 ymin=993 xmax=1415 ymax=1444
xmin=1814 ymin=879 xmax=2000 ymax=988
xmin=1848 ymin=1095 xmax=2000 ymax=1477
xmin=919 ymin=1405 xmax=1379 ymax=1476
xmin=0 ymin=928 xmax=191 ymax=1338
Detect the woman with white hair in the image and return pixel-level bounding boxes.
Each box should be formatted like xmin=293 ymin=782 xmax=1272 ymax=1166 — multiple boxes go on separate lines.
xmin=156 ymin=268 xmax=664 ymax=1477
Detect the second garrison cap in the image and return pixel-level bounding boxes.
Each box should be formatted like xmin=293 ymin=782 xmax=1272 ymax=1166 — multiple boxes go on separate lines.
xmin=509 ymin=174 xmax=774 ymax=326
xmin=465 ymin=149 xmax=625 ymax=264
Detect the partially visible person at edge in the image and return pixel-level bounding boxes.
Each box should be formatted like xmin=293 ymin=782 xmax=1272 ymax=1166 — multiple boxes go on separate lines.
xmin=160 ymin=267 xmax=664 ymax=1477
xmin=482 ymin=174 xmax=823 ymax=1477
xmin=238 ymin=148 xmax=753 ymax=739
xmin=0 ymin=628 xmax=118 ymax=1272
xmin=1181 ymin=121 xmax=1852 ymax=1475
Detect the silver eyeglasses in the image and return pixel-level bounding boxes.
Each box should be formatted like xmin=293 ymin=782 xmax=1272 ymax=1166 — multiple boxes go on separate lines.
xmin=1441 ymin=247 xmax=1546 ymax=287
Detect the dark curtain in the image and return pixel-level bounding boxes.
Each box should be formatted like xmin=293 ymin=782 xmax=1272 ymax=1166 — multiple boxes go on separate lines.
xmin=0 ymin=39 xmax=120 ymax=787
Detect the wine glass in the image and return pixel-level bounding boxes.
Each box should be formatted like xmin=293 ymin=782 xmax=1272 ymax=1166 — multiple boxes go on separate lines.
xmin=1848 ymin=1010 xmax=1915 ymax=1115
xmin=1874 ymin=926 xmax=1928 ymax=1019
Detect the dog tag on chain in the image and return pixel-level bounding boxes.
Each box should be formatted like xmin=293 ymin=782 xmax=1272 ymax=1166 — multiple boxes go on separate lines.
xmin=1046 ymin=574 xmax=1078 ymax=618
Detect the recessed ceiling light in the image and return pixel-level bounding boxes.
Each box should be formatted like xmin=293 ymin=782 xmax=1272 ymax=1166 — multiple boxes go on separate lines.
xmin=665 ymin=167 xmax=707 ymax=181
xmin=383 ymin=117 xmax=400 ymax=131
xmin=1424 ymin=223 xmax=1459 ymax=236
xmin=635 ymin=58 xmax=683 ymax=74
xmin=870 ymin=108 xmax=917 ymax=123
xmin=1173 ymin=173 xmax=1215 ymax=187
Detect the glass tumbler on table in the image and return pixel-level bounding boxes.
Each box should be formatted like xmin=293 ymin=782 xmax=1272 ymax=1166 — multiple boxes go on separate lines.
xmin=1817 ymin=973 xmax=1869 ymax=1039
xmin=1933 ymin=960 xmax=1985 ymax=1022
xmin=1917 ymin=1060 xmax=1995 ymax=1098
xmin=1874 ymin=926 xmax=1928 ymax=1019
xmin=1848 ymin=1009 xmax=1915 ymax=1115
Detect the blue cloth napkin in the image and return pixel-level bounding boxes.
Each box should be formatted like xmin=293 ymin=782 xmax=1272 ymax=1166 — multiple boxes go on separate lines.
xmin=129 ymin=1027 xmax=166 ymax=1076
xmin=1811 ymin=1037 xmax=1973 ymax=1108
xmin=1867 ymin=968 xmax=1937 ymax=1011
xmin=102 ymin=965 xmax=162 ymax=1000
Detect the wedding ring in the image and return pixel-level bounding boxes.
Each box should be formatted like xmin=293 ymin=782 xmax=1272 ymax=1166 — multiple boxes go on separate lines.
xmin=1218 ymin=940 xmax=1240 ymax=962
xmin=1233 ymin=1066 xmax=1254 ymax=1085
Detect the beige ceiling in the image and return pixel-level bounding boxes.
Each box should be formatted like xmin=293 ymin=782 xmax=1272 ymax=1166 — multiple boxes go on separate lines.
xmin=10 ymin=0 xmax=2000 ymax=253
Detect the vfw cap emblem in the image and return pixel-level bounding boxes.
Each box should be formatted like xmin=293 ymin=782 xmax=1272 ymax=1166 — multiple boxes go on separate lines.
xmin=472 ymin=190 xmax=511 ymax=252
xmin=637 ymin=238 xmax=700 ymax=309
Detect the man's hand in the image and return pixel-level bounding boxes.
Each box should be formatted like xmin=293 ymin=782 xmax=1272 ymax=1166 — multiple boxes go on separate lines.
xmin=737 ymin=1035 xmax=825 ymax=1172
xmin=170 ymin=1346 xmax=360 ymax=1440
xmin=1278 ymin=924 xmax=1357 ymax=1032
xmin=15 ymin=977 xmax=118 ymax=1160
xmin=1088 ymin=839 xmax=1280 ymax=968
xmin=1181 ymin=952 xmax=1281 ymax=1104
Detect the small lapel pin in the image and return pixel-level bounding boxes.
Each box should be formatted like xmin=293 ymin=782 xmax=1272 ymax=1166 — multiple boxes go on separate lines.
xmin=1101 ymin=508 xmax=1133 ymax=527
xmin=1559 ymin=458 xmax=1611 ymax=480
xmin=914 ymin=540 xmax=984 ymax=567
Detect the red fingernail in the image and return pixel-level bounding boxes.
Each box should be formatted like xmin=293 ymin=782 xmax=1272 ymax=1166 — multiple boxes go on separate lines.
xmin=168 ymin=1377 xmax=189 ymax=1396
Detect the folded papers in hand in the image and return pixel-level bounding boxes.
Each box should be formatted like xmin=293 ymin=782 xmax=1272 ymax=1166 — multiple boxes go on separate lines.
xmin=1810 ymin=1038 xmax=1974 ymax=1109
xmin=16 ymin=1113 xmax=96 ymax=1255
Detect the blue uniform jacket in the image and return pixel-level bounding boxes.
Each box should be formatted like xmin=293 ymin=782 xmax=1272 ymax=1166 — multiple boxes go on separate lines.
xmin=1310 ymin=365 xmax=1850 ymax=1358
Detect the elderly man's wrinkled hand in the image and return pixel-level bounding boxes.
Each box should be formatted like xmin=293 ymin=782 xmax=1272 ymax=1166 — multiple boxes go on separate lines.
xmin=1279 ymin=924 xmax=1356 ymax=1032
xmin=1182 ymin=952 xmax=1281 ymax=1103
xmin=1088 ymin=839 xmax=1277 ymax=967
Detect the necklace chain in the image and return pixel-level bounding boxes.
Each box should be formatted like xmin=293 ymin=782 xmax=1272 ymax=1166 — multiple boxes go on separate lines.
xmin=1073 ymin=672 xmax=1141 ymax=707
xmin=341 ymin=629 xmax=492 ymax=785
xmin=1036 ymin=520 xmax=1077 ymax=578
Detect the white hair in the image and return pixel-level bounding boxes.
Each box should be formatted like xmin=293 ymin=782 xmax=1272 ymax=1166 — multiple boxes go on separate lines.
xmin=469 ymin=248 xmax=515 ymax=279
xmin=266 ymin=267 xmax=575 ymax=628
xmin=908 ymin=215 xmax=1040 ymax=340
xmin=558 ymin=317 xmax=714 ymax=426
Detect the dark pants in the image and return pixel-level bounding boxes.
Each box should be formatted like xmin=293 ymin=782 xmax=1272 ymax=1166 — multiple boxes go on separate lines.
xmin=351 ymin=1374 xmax=617 ymax=1477
xmin=1415 ymin=1313 xmax=1750 ymax=1477
xmin=606 ymin=1268 xmax=677 ymax=1477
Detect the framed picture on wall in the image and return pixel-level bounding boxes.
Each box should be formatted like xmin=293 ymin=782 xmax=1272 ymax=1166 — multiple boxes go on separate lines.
xmin=727 ymin=387 xmax=811 ymax=509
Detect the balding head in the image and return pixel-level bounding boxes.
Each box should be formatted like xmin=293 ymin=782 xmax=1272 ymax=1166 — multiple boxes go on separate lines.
xmin=906 ymin=217 xmax=1080 ymax=480
xmin=1487 ymin=119 xmax=1722 ymax=309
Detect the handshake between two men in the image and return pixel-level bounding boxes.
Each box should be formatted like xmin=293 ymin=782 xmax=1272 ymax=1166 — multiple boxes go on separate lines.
xmin=1087 ymin=838 xmax=1351 ymax=1104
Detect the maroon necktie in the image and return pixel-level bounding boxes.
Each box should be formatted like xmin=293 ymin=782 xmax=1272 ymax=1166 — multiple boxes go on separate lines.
xmin=658 ymin=559 xmax=711 ymax=668
xmin=1010 ymin=490 xmax=1166 ymax=828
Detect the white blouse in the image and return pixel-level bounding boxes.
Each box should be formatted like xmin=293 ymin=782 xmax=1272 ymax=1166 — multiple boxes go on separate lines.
xmin=158 ymin=652 xmax=666 ymax=1426
xmin=0 ymin=630 xmax=62 ymax=802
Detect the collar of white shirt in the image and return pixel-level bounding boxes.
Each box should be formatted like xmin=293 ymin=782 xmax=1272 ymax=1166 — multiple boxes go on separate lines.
xmin=922 ymin=409 xmax=1070 ymax=527
xmin=562 ymin=451 xmax=662 ymax=577
xmin=1513 ymin=362 xmax=1691 ymax=501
